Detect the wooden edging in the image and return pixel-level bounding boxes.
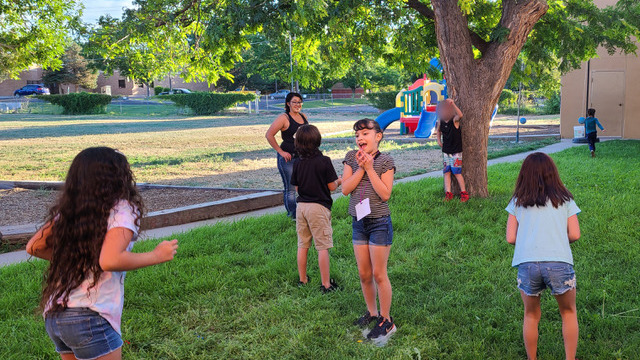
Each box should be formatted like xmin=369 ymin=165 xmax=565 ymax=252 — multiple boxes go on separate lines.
xmin=0 ymin=180 xmax=279 ymax=193
xmin=1 ymin=191 xmax=283 ymax=245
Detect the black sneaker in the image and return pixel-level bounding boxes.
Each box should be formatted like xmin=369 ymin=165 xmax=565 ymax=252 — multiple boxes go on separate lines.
xmin=354 ymin=310 xmax=378 ymax=327
xmin=297 ymin=275 xmax=310 ymax=287
xmin=367 ymin=317 xmax=397 ymax=341
xmin=320 ymin=279 xmax=339 ymax=293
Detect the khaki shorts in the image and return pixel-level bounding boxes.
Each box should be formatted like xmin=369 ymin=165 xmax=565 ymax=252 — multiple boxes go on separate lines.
xmin=296 ymin=202 xmax=333 ymax=250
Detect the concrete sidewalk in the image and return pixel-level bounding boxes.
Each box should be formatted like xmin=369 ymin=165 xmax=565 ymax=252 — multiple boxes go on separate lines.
xmin=0 ymin=139 xmax=584 ymax=268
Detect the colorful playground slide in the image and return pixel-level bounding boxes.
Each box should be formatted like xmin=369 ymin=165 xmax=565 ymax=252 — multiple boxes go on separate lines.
xmin=414 ymin=109 xmax=438 ymax=138
xmin=375 ymin=107 xmax=402 ymax=131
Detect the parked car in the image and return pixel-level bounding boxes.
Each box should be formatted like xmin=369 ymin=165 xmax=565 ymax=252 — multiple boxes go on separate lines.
xmin=269 ymin=89 xmax=307 ymax=100
xmin=158 ymin=88 xmax=192 ymax=95
xmin=13 ymin=84 xmax=50 ymax=96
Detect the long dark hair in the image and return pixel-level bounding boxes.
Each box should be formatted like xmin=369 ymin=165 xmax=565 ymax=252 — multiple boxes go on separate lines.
xmin=512 ymin=152 xmax=572 ymax=208
xmin=284 ymin=92 xmax=303 ymax=113
xmin=294 ymin=124 xmax=321 ymax=159
xmin=40 ymin=147 xmax=143 ymax=313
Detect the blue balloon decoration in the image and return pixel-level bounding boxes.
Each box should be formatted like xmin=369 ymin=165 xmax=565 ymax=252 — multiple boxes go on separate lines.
xmin=519 ymin=117 xmax=526 ymax=124
xmin=578 ymin=117 xmax=586 ymax=124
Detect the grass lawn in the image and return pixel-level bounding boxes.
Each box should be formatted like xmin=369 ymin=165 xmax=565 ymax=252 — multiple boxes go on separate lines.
xmin=1 ymin=140 xmax=638 ymax=359
xmin=0 ymin=111 xmax=558 ymax=189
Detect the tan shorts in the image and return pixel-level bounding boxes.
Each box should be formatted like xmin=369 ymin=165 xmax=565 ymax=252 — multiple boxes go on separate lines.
xmin=296 ymin=202 xmax=333 ymax=250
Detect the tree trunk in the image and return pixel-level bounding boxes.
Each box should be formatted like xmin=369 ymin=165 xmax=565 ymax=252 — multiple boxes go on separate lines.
xmin=430 ymin=0 xmax=548 ymax=197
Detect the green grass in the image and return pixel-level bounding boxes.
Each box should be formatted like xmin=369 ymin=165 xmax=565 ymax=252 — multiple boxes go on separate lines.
xmin=1 ymin=140 xmax=639 ymax=359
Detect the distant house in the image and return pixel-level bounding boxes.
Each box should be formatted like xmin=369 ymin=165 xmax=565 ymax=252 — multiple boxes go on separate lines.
xmin=331 ymin=82 xmax=365 ymax=99
xmin=560 ymin=0 xmax=639 ymax=139
xmin=0 ymin=68 xmax=215 ymax=97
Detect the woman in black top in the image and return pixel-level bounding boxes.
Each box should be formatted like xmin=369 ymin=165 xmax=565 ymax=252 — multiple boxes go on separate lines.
xmin=265 ymin=92 xmax=308 ymax=219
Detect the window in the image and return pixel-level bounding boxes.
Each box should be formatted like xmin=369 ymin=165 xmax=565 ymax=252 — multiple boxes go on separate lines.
xmin=138 ymin=83 xmax=144 ymax=88
xmin=118 ymin=80 xmax=126 ymax=88
xmin=26 ymin=80 xmax=40 ymax=85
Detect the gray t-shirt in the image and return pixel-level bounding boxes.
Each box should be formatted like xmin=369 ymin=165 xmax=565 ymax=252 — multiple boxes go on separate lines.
xmin=343 ymin=150 xmax=396 ymax=218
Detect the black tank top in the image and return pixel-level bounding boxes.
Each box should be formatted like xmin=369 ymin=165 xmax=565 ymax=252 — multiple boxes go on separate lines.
xmin=280 ymin=112 xmax=308 ymax=154
xmin=440 ymin=118 xmax=462 ymax=154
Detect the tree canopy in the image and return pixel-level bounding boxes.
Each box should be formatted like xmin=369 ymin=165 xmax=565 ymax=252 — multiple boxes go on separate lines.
xmin=0 ymin=0 xmax=83 ymax=80
xmin=43 ymin=42 xmax=98 ymax=93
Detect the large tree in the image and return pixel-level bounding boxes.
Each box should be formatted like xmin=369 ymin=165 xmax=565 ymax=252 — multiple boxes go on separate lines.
xmin=92 ymin=0 xmax=640 ymax=196
xmin=0 ymin=0 xmax=82 ymax=80
xmin=42 ymin=43 xmax=98 ymax=93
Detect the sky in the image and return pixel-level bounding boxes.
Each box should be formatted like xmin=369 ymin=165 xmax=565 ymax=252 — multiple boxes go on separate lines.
xmin=81 ymin=0 xmax=134 ymax=24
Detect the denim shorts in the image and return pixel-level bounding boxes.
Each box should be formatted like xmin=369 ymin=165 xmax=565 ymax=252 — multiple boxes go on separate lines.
xmin=352 ymin=215 xmax=393 ymax=246
xmin=45 ymin=308 xmax=123 ymax=360
xmin=517 ymin=262 xmax=577 ymax=296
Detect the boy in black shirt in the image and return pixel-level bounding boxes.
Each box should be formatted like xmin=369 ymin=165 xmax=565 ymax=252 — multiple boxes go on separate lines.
xmin=435 ymin=99 xmax=469 ymax=202
xmin=291 ymin=125 xmax=342 ymax=292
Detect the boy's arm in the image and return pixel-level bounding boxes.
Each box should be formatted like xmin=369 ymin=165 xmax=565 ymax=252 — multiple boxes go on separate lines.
xmin=435 ymin=120 xmax=442 ymax=148
xmin=451 ymin=101 xmax=463 ymax=123
xmin=327 ymin=177 xmax=342 ymax=191
xmin=596 ymin=119 xmax=605 ymax=132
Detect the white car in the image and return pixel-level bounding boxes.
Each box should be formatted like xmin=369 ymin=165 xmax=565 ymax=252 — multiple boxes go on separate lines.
xmin=269 ymin=89 xmax=307 ymax=100
xmin=158 ymin=88 xmax=192 ymax=95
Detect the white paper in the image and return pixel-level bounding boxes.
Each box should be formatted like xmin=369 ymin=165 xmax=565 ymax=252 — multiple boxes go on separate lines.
xmin=355 ymin=198 xmax=371 ymax=221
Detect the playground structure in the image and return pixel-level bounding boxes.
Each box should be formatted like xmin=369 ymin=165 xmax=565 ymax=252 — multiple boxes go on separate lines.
xmin=375 ymin=58 xmax=498 ymax=138
xmin=375 ymin=75 xmax=446 ymax=138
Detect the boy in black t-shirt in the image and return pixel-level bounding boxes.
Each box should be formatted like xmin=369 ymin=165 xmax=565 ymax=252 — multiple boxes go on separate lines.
xmin=291 ymin=125 xmax=342 ymax=293
xmin=435 ymin=99 xmax=469 ymax=202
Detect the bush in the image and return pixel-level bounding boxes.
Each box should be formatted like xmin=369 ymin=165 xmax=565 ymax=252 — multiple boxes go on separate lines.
xmin=160 ymin=92 xmax=256 ymax=115
xmin=154 ymin=86 xmax=165 ymax=96
xmin=542 ymin=91 xmax=560 ymax=114
xmin=36 ymin=92 xmax=114 ymax=115
xmin=498 ymin=89 xmax=517 ymax=107
xmin=365 ymin=91 xmax=398 ymax=110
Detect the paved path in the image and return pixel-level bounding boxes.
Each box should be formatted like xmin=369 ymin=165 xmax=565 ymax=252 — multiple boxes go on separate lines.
xmin=0 ymin=139 xmax=585 ymax=267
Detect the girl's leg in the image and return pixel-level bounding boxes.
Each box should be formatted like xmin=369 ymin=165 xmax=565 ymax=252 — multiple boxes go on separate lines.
xmin=97 ymin=348 xmax=122 ymax=360
xmin=453 ymin=173 xmax=466 ymax=192
xmin=353 ymin=244 xmax=378 ymax=316
xmin=369 ymin=245 xmax=392 ymax=320
xmin=61 ymin=354 xmax=78 ymax=360
xmin=297 ymin=247 xmax=309 ymax=283
xmin=520 ymin=291 xmax=542 ymax=360
xmin=555 ymin=289 xmax=578 ymax=360
xmin=317 ymin=249 xmax=331 ymax=288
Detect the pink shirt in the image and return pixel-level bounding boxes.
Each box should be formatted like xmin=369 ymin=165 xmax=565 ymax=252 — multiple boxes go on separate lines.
xmin=46 ymin=200 xmax=139 ymax=334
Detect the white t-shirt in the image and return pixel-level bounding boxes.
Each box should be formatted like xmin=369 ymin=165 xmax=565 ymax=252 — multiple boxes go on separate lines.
xmin=46 ymin=200 xmax=139 ymax=334
xmin=506 ymin=198 xmax=580 ymax=267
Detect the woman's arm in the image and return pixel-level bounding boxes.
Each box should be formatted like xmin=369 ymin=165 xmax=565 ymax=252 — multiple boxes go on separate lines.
xmin=99 ymin=227 xmax=178 ymax=272
xmin=506 ymin=214 xmax=518 ymax=245
xmin=341 ymin=164 xmax=365 ymax=195
xmin=265 ymin=114 xmax=291 ymax=160
xmin=567 ymin=214 xmax=580 ymax=243
xmin=26 ymin=222 xmax=54 ymax=260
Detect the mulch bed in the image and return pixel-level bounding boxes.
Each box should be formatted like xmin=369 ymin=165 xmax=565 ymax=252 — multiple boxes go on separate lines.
xmin=0 ymin=187 xmax=258 ymax=226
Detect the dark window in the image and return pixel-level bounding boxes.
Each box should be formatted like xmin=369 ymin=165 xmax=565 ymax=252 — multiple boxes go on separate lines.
xmin=26 ymin=80 xmax=40 ymax=85
xmin=138 ymin=83 xmax=144 ymax=88
xmin=118 ymin=80 xmax=126 ymax=88
xmin=150 ymin=81 xmax=155 ymax=88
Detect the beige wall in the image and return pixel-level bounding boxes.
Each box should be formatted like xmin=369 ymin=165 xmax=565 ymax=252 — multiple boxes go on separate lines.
xmin=560 ymin=0 xmax=639 ymax=139
xmin=560 ymin=47 xmax=639 ymax=139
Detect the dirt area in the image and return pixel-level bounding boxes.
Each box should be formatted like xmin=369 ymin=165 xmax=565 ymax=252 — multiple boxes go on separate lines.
xmin=0 ymin=187 xmax=257 ymax=226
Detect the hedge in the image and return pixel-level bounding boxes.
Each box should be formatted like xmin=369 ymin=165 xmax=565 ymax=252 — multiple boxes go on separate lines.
xmin=36 ymin=93 xmax=114 ymax=115
xmin=365 ymin=91 xmax=398 ymax=110
xmin=154 ymin=86 xmax=166 ymax=96
xmin=160 ymin=92 xmax=256 ymax=115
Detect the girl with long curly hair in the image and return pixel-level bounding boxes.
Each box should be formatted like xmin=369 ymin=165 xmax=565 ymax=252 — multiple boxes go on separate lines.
xmin=26 ymin=147 xmax=178 ymax=360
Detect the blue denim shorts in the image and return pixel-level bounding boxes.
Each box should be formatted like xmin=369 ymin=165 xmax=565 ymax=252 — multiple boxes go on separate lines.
xmin=352 ymin=215 xmax=393 ymax=246
xmin=517 ymin=262 xmax=577 ymax=296
xmin=45 ymin=308 xmax=123 ymax=360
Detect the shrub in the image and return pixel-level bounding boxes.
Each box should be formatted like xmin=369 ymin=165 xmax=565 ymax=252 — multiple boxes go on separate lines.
xmin=154 ymin=86 xmax=165 ymax=96
xmin=498 ymin=89 xmax=517 ymax=107
xmin=160 ymin=92 xmax=256 ymax=115
xmin=365 ymin=91 xmax=398 ymax=110
xmin=542 ymin=91 xmax=561 ymax=114
xmin=36 ymin=92 xmax=114 ymax=115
